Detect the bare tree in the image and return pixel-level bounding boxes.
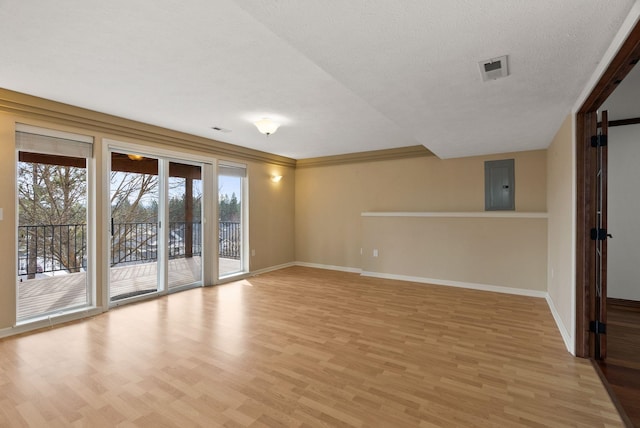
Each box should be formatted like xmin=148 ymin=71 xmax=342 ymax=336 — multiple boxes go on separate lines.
xmin=110 ymin=171 xmax=159 ymax=266
xmin=18 ymin=160 xmax=87 ymax=277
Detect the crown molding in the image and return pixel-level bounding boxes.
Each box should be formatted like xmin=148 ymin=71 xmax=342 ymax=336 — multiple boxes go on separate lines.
xmin=0 ymin=88 xmax=296 ymax=167
xmin=295 ymin=145 xmax=434 ymax=168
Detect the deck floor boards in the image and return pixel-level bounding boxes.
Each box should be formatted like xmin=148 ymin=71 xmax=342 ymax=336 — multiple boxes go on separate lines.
xmin=17 ymin=257 xmax=241 ymax=320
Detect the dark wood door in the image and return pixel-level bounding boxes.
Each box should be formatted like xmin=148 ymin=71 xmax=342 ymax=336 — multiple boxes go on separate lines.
xmin=593 ymin=110 xmax=609 ymax=360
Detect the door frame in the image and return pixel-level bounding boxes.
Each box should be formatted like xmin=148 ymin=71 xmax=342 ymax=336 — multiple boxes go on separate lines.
xmin=102 ymin=139 xmax=216 ymax=307
xmin=576 ymin=21 xmax=640 ymax=358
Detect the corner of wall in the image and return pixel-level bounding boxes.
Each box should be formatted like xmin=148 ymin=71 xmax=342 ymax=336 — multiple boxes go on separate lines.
xmin=545 ymin=293 xmax=575 ymax=355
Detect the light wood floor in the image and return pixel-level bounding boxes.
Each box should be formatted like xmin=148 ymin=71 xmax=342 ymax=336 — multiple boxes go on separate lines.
xmin=1 ymin=266 xmax=623 ymax=427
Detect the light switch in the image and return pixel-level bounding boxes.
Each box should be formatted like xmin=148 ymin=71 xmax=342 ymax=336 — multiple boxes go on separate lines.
xmin=0 ymin=208 xmax=3 ymax=220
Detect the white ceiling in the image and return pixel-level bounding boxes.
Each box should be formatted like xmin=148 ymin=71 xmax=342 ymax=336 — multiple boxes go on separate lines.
xmin=0 ymin=0 xmax=635 ymax=159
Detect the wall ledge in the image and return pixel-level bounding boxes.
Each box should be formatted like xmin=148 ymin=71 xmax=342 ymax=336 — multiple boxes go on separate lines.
xmin=362 ymin=211 xmax=548 ymax=219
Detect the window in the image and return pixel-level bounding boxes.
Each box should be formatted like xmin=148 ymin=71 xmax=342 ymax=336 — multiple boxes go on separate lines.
xmin=218 ymin=163 xmax=247 ymax=278
xmin=16 ymin=124 xmax=94 ymax=321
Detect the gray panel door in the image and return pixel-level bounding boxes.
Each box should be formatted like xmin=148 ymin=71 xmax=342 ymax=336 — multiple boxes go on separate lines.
xmin=485 ymin=159 xmax=515 ymax=211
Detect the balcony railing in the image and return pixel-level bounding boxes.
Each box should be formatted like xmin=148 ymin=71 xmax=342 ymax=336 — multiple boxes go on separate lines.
xmin=18 ymin=221 xmax=241 ymax=276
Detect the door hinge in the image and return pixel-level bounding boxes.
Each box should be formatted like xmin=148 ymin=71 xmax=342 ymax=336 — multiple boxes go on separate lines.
xmin=589 ymin=320 xmax=607 ymax=335
xmin=591 ymin=134 xmax=608 ymax=147
xmin=590 ymin=228 xmax=608 ymax=240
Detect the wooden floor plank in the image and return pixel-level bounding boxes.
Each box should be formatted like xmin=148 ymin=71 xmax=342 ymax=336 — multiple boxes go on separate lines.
xmin=0 ymin=266 xmax=624 ymax=427
xmin=599 ymin=301 xmax=640 ymax=427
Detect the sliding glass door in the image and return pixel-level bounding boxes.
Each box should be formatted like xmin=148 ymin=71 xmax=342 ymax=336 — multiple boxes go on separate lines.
xmin=109 ymin=150 xmax=206 ymax=303
xmin=109 ymin=152 xmax=160 ymax=301
xmin=167 ymin=161 xmax=202 ymax=290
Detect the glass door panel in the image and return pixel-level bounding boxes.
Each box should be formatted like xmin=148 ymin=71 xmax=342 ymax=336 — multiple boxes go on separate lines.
xmin=168 ymin=161 xmax=203 ymax=289
xmin=17 ymin=150 xmax=89 ymax=320
xmin=109 ymin=152 xmax=159 ymax=301
xmin=218 ymin=166 xmax=245 ymax=278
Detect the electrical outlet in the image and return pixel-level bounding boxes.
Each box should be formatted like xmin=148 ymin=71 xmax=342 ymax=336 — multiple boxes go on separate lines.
xmin=373 ymin=249 xmax=378 ymax=257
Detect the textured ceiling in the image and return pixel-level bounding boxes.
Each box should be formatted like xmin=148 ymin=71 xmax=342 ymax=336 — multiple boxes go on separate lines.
xmin=0 ymin=0 xmax=635 ymax=159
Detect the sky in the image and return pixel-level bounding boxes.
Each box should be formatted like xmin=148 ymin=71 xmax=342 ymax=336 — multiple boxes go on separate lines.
xmin=218 ymin=175 xmax=241 ymax=199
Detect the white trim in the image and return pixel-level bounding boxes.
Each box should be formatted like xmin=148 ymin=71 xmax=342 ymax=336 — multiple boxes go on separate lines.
xmin=214 ymin=262 xmax=297 ymax=285
xmin=203 ymin=162 xmax=217 ymax=286
xmin=573 ymin=2 xmax=640 ymax=113
xmin=1 ymin=307 xmax=104 ymax=339
xmin=101 ymin=141 xmax=111 ymax=309
xmin=570 ymin=113 xmax=578 ymax=354
xmin=361 ymin=211 xmax=548 ymax=219
xmin=250 ymin=262 xmax=297 ymax=276
xmin=546 ymin=294 xmax=575 ymax=355
xmin=295 ymin=261 xmax=362 ymax=274
xmin=360 ymin=271 xmax=547 ymax=298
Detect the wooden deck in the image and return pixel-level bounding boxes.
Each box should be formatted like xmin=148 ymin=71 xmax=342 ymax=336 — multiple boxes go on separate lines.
xmin=17 ymin=257 xmax=241 ymax=320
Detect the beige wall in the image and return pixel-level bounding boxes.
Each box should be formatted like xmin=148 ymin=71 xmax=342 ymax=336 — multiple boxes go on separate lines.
xmin=362 ymin=215 xmax=547 ymax=291
xmin=0 ymin=114 xmax=17 ymax=327
xmin=0 ymin=92 xmax=295 ymax=333
xmin=295 ymin=150 xmax=547 ymax=270
xmin=546 ymin=114 xmax=575 ymax=348
xmin=247 ymin=161 xmax=295 ymax=270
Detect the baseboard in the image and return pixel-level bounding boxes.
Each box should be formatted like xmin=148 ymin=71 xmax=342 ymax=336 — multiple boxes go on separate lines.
xmin=249 ymin=262 xmax=297 ymax=277
xmin=360 ymin=271 xmax=547 ymax=298
xmin=0 ymin=306 xmax=105 ymax=339
xmin=215 ymin=262 xmax=299 ymax=284
xmin=607 ymin=297 xmax=640 ymax=311
xmin=295 ymin=261 xmax=362 ymax=274
xmin=545 ymin=294 xmax=575 ymax=355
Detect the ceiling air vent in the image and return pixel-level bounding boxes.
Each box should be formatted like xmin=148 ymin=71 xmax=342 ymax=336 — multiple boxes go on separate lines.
xmin=211 ymin=126 xmax=231 ymax=133
xmin=479 ymin=55 xmax=509 ymax=82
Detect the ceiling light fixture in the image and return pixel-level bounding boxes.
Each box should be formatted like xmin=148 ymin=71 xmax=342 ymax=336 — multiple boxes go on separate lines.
xmin=254 ymin=118 xmax=280 ymax=136
xmin=127 ymin=154 xmax=144 ymax=161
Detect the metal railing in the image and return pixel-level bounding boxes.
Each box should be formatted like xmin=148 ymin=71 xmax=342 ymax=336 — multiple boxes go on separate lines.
xmin=219 ymin=221 xmax=241 ymax=259
xmin=18 ymin=221 xmax=241 ymax=276
xmin=18 ymin=224 xmax=86 ymax=277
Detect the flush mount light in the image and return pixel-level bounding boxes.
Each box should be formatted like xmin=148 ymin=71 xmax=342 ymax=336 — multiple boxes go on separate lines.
xmin=127 ymin=154 xmax=144 ymax=161
xmin=254 ymin=118 xmax=280 ymax=136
